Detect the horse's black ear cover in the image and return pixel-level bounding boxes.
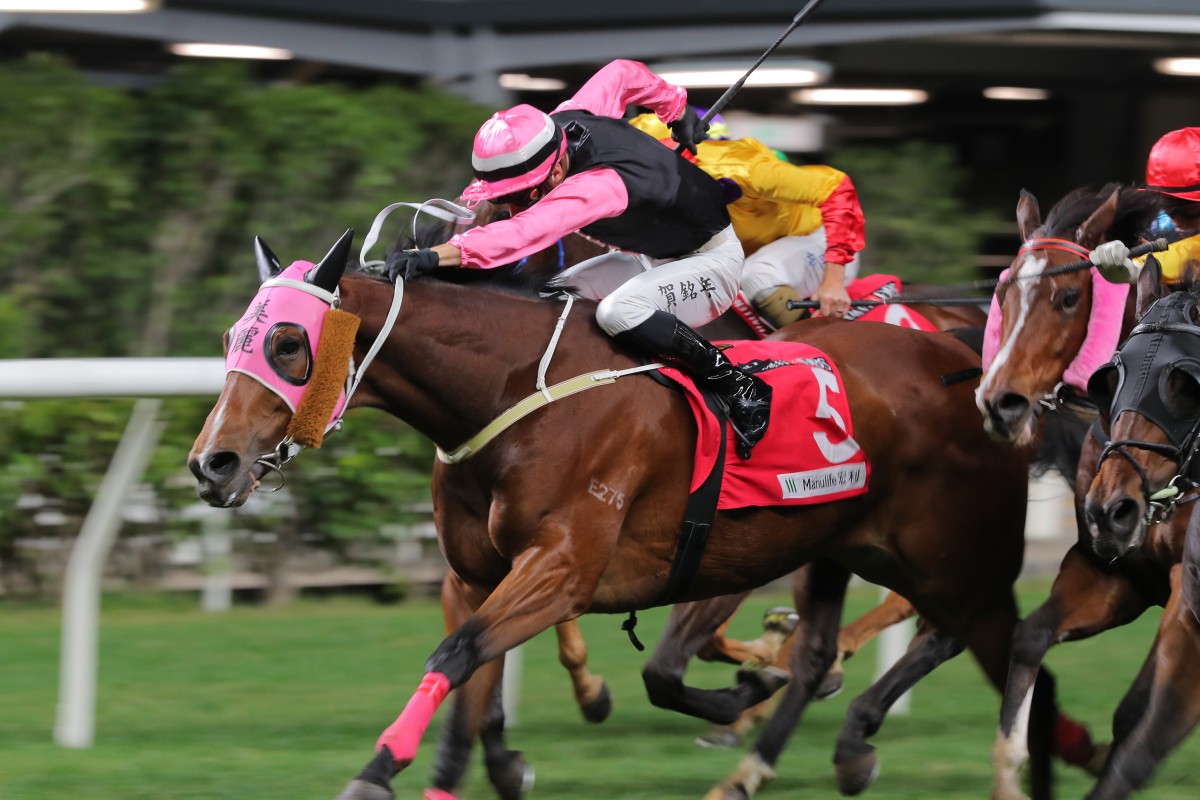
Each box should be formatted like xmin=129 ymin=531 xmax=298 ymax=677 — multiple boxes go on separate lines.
xmin=254 ymin=236 xmax=285 ymax=282
xmin=307 ymin=229 xmax=354 ymax=292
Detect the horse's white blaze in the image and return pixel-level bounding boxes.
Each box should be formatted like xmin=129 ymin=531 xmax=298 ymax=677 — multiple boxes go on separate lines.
xmin=976 ymin=255 xmax=1048 ymax=425
xmin=990 ymin=684 xmax=1035 ymax=800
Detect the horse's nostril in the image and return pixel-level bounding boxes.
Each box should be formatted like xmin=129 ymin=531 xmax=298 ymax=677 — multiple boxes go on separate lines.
xmin=1106 ymin=497 xmax=1140 ymax=528
xmin=204 ymin=450 xmax=241 ymax=480
xmin=995 ymin=392 xmax=1031 ymax=419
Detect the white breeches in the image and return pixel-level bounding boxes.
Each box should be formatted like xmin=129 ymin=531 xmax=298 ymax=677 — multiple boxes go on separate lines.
xmin=554 ymin=225 xmax=744 ymax=335
xmin=739 ymin=228 xmax=860 ymax=304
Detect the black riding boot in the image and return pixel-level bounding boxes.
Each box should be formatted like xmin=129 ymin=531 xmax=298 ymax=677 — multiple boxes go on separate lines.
xmin=620 ymin=311 xmax=772 ymax=459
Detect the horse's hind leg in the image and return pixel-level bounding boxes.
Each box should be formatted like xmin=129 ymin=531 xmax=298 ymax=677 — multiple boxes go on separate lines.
xmin=555 ymin=620 xmax=612 ymax=723
xmin=822 ymin=589 xmax=916 ymax=700
xmin=832 ymin=621 xmax=965 ymax=795
xmin=697 ymin=585 xmax=915 ymax=750
xmin=1087 ymin=560 xmax=1200 ymax=800
xmin=705 ymin=558 xmax=851 ymax=800
xmin=991 ymin=545 xmax=1152 ymax=800
xmin=642 ymin=591 xmax=789 ymax=724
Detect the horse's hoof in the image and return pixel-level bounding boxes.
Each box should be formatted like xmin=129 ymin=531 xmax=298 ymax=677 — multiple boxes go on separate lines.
xmin=487 ymin=750 xmax=535 ymax=800
xmin=735 ymin=665 xmax=789 ymax=701
xmin=762 ymin=606 xmax=800 ymax=635
xmin=335 ymin=780 xmax=394 ymax=800
xmin=1081 ymin=741 xmax=1112 ymax=777
xmin=702 ymin=780 xmax=751 ymax=800
xmin=580 ymin=681 xmax=612 ymax=724
xmin=695 ymin=726 xmax=742 ymax=749
xmin=835 ymin=748 xmax=880 ymax=796
xmin=815 ymin=668 xmax=845 ymax=700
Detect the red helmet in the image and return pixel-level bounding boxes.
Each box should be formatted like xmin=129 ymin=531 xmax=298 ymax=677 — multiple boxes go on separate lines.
xmin=1146 ymin=127 xmax=1200 ymax=202
xmin=461 ymin=104 xmax=565 ymax=204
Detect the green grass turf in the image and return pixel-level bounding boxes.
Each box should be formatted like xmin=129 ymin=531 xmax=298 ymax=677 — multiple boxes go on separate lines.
xmin=3 ymin=581 xmax=1200 ymax=799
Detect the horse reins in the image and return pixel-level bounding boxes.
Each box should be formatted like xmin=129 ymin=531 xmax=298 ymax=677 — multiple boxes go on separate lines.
xmin=1096 ymin=421 xmax=1200 ymax=527
xmin=787 ymin=237 xmax=1170 ymax=312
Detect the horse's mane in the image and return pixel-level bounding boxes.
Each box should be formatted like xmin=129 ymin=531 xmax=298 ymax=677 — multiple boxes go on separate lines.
xmin=1039 ymin=182 xmax=1163 ymax=245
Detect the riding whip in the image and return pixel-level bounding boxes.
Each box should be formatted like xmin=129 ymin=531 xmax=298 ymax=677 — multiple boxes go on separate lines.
xmin=676 ymin=0 xmax=830 ymax=153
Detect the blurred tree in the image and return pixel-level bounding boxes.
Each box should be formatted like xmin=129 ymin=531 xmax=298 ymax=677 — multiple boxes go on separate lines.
xmin=0 ymin=56 xmax=482 ymax=596
xmin=830 ymin=140 xmax=999 ymax=285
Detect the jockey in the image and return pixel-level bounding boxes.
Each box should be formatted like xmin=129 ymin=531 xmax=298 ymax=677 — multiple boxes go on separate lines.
xmin=629 ymin=112 xmax=866 ymax=328
xmin=383 ymin=59 xmax=771 ymax=458
xmin=1090 ymin=126 xmax=1200 ymax=284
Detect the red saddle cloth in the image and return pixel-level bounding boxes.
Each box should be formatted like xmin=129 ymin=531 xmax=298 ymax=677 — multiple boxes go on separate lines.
xmin=659 ymin=340 xmax=870 ymax=511
xmin=833 ymin=274 xmax=938 ymax=331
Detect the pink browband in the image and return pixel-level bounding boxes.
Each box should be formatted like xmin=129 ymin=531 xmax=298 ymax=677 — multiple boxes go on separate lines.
xmin=1017 ymin=237 xmax=1092 ymax=260
xmin=224 ymin=260 xmax=348 ymax=431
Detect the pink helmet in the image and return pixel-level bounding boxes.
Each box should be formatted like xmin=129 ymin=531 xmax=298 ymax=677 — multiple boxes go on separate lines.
xmin=461 ymin=104 xmax=565 ymax=204
xmin=1146 ymin=127 xmax=1200 ymax=202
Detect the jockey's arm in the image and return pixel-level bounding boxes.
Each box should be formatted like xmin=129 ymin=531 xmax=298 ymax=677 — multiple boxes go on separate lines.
xmin=444 ymin=170 xmax=628 ymax=269
xmin=745 ymin=155 xmax=865 ymax=267
xmin=554 ymin=59 xmax=687 ymax=124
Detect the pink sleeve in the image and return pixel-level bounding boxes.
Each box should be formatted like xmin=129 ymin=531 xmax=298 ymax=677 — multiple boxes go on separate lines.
xmin=554 ymin=59 xmax=687 ymax=123
xmin=450 ymin=169 xmax=628 ymax=269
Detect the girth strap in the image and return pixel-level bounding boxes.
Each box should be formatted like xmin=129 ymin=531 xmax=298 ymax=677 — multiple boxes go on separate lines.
xmin=655 ymin=386 xmax=729 ymax=607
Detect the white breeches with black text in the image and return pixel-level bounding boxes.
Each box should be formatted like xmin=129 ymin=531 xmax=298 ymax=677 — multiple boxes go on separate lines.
xmin=553 ymin=225 xmax=744 ymax=335
xmin=739 ymin=228 xmax=860 ymax=305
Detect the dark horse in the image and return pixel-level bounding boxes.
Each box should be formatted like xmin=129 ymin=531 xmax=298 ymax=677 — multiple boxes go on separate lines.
xmin=971 ymin=184 xmax=1183 ymax=799
xmin=189 ymin=230 xmax=1063 ymax=800
xmin=1079 ymin=259 xmax=1200 ymax=799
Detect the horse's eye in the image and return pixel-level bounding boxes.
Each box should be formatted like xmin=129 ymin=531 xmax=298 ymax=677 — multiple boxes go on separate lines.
xmin=278 ymin=338 xmax=302 ymax=357
xmin=1058 ymin=288 xmax=1081 ymax=310
xmin=1163 ymin=367 xmax=1200 ymax=420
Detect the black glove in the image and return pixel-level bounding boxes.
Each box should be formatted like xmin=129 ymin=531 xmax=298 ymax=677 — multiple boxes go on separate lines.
xmin=667 ymin=106 xmax=710 ymax=155
xmin=383 ymin=248 xmax=439 ymax=283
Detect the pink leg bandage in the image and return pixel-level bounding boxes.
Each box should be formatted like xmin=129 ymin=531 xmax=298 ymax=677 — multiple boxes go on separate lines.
xmin=1063 ymin=268 xmax=1129 ymax=393
xmin=376 ymin=672 xmax=452 ymax=763
xmin=423 ymin=789 xmax=461 ymax=800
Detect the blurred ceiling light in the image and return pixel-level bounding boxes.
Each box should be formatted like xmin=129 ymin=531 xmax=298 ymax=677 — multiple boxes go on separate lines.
xmin=652 ymin=59 xmax=831 ymax=89
xmin=983 ymin=86 xmax=1050 ymax=101
xmin=1155 ymin=57 xmax=1200 ymax=76
xmin=170 ymin=42 xmax=293 ymax=61
xmin=0 ymin=0 xmax=156 ymax=9
xmin=498 ymin=73 xmax=567 ymax=91
xmin=792 ymin=88 xmax=928 ymax=106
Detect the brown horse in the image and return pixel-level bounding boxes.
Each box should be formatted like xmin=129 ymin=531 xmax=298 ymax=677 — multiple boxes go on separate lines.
xmin=413 ymin=201 xmax=993 ymax=767
xmin=1079 ymin=261 xmax=1200 ymax=799
xmin=971 ymin=184 xmax=1180 ymax=799
xmin=189 ymin=231 xmax=1060 ymax=800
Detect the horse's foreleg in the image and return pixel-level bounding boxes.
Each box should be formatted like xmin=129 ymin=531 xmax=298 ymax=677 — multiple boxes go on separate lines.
xmin=832 ymin=621 xmax=965 ymax=795
xmin=426 ymin=573 xmax=494 ymax=798
xmin=337 ymin=544 xmax=595 ymax=800
xmin=705 ymin=558 xmax=851 ymax=800
xmin=643 ymin=592 xmax=792 ymax=724
xmin=554 ymin=620 xmax=612 ymax=723
xmin=425 ymin=573 xmax=533 ymax=800
xmin=1087 ymin=561 xmax=1200 ymax=800
xmin=991 ymin=545 xmax=1152 ymax=800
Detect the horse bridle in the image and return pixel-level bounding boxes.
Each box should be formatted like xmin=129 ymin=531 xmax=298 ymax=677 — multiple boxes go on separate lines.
xmin=1092 ymin=293 xmax=1200 ymax=526
xmin=1012 ymin=237 xmax=1101 ymax=414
